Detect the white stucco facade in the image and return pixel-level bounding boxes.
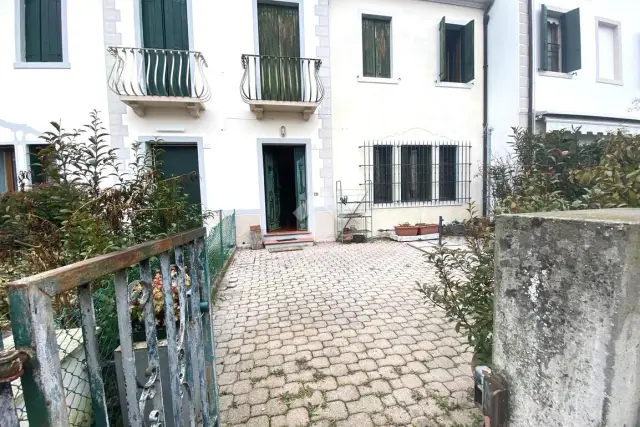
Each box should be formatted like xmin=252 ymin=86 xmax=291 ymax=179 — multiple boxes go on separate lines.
xmin=330 ymin=0 xmax=486 ymax=230
xmin=1 ymin=0 xmax=491 ymax=245
xmin=488 ymin=0 xmax=640 ymax=156
xmin=0 ymin=0 xmax=110 ymax=177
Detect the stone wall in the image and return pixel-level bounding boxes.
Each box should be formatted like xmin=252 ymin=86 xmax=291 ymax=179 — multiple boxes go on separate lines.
xmin=493 ymin=209 xmax=640 ymax=427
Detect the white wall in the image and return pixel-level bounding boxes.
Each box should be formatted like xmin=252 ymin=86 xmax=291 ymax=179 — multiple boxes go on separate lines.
xmin=0 ymin=0 xmax=109 ymax=174
xmin=532 ymin=0 xmax=640 ymax=118
xmin=487 ymin=0 xmax=521 ymax=157
xmin=114 ymin=0 xmax=330 ymax=242
xmin=330 ymin=0 xmax=485 ymax=228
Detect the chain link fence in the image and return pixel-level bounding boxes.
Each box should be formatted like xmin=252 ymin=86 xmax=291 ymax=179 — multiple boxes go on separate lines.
xmin=3 ymin=214 xmax=235 ymax=426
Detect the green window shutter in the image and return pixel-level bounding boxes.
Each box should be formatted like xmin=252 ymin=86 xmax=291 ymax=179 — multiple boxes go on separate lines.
xmin=24 ymin=0 xmax=42 ymax=62
xmin=439 ymin=17 xmax=447 ymax=81
xmin=561 ymin=8 xmax=582 ymax=72
xmin=141 ymin=0 xmax=166 ymax=49
xmin=373 ymin=145 xmax=392 ymax=203
xmin=163 ymin=0 xmax=189 ymax=50
xmin=461 ymin=20 xmax=474 ymax=83
xmin=374 ymin=19 xmax=391 ymax=78
xmin=39 ymin=0 xmax=62 ymax=62
xmin=540 ymin=4 xmax=549 ymax=71
xmin=362 ymin=18 xmax=376 ymax=77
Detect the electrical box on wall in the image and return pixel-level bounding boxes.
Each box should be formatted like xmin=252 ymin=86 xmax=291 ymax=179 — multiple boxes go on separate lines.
xmin=474 ymin=366 xmax=508 ymax=427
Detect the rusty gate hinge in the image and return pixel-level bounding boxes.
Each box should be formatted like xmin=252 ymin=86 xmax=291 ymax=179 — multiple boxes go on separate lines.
xmin=0 ymin=349 xmax=31 ymax=383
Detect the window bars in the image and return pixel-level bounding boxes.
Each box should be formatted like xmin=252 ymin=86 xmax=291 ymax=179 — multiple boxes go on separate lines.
xmin=360 ymin=140 xmax=472 ymax=208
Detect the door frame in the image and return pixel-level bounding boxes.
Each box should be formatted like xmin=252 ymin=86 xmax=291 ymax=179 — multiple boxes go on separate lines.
xmin=138 ymin=135 xmax=208 ymax=211
xmin=257 ymin=138 xmax=313 ymax=235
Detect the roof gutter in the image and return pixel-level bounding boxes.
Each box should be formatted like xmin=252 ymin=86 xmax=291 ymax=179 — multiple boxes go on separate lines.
xmin=528 ymin=0 xmax=535 ymax=131
xmin=482 ymin=0 xmax=495 ymax=217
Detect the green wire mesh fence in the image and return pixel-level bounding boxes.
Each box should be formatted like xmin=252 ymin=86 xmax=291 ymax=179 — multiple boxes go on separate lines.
xmin=3 ymin=212 xmax=235 ymax=426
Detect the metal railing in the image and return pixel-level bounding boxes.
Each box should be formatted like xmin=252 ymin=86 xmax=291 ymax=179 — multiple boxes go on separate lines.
xmin=0 ymin=228 xmax=219 ymax=427
xmin=107 ymin=46 xmax=211 ymax=101
xmin=360 ymin=140 xmax=473 ymax=208
xmin=240 ymin=54 xmax=324 ymax=103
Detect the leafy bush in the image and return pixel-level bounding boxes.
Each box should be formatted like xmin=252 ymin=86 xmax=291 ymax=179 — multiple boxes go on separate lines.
xmin=0 ymin=110 xmax=210 ymax=326
xmin=421 ymin=129 xmax=640 ymax=366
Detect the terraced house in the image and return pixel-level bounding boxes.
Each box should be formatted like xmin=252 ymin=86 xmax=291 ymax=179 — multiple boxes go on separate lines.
xmin=11 ymin=0 xmax=637 ymax=248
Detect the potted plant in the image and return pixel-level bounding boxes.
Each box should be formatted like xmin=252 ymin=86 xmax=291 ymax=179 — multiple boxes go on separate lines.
xmin=129 ymin=266 xmax=190 ymax=342
xmin=416 ymin=223 xmax=439 ymax=236
xmin=394 ymin=222 xmax=419 ymax=236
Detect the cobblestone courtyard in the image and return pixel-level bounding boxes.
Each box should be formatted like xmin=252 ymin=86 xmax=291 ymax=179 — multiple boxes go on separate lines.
xmin=213 ymin=241 xmax=480 ymax=427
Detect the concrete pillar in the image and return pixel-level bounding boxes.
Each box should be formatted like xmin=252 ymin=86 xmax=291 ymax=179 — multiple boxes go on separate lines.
xmin=493 ymin=209 xmax=640 ymax=427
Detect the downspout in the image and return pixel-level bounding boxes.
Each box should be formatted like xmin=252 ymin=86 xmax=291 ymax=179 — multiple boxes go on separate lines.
xmin=482 ymin=0 xmax=495 ymax=217
xmin=528 ymin=0 xmax=535 ymax=131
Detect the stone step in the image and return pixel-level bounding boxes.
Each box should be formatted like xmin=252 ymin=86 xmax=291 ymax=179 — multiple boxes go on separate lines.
xmin=264 ymin=236 xmax=314 ymax=251
xmin=263 ymin=231 xmax=311 ymax=242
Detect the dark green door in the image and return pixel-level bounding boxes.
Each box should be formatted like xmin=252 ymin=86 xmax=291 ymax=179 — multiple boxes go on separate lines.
xmin=264 ymin=150 xmax=281 ymax=231
xmin=154 ymin=144 xmax=201 ymax=208
xmin=141 ymin=0 xmax=190 ymax=96
xmin=293 ymin=147 xmax=307 ymax=230
xmin=258 ymin=3 xmax=301 ymax=101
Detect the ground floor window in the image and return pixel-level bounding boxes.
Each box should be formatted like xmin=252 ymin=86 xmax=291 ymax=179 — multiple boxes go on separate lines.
xmin=0 ymin=147 xmax=16 ymax=193
xmin=365 ymin=140 xmax=471 ymax=206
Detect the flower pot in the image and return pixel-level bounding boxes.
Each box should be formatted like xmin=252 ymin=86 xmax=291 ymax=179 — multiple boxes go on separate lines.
xmin=418 ymin=224 xmax=439 ymax=235
xmin=394 ymin=225 xmax=419 ymax=236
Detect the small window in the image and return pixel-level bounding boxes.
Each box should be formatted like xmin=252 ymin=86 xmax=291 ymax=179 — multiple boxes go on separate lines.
xmin=596 ymin=19 xmax=621 ymax=83
xmin=28 ymin=144 xmax=51 ymax=184
xmin=439 ymin=18 xmax=474 ymax=83
xmin=373 ymin=145 xmax=392 ymax=203
xmin=439 ymin=146 xmax=457 ymax=201
xmin=540 ymin=5 xmax=581 ymax=73
xmin=362 ymin=16 xmax=391 ymax=78
xmin=0 ymin=147 xmax=17 ymax=193
xmin=401 ymin=146 xmax=432 ymax=202
xmin=22 ymin=0 xmax=63 ymax=62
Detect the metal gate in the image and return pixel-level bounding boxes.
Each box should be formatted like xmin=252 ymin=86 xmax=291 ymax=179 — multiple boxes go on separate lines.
xmin=0 ymin=228 xmax=219 ymax=426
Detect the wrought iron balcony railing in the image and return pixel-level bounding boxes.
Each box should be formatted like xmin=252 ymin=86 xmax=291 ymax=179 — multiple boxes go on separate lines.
xmin=107 ymin=47 xmax=210 ymax=117
xmin=240 ymin=54 xmax=324 ymax=119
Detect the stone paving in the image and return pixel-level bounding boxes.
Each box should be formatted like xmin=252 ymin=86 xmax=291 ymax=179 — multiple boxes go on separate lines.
xmin=213 ymin=241 xmax=481 ymax=427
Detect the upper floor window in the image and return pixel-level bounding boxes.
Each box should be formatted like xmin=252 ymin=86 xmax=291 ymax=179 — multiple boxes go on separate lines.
xmin=596 ymin=18 xmax=622 ymax=84
xmin=439 ymin=18 xmax=475 ymax=83
xmin=540 ymin=5 xmax=581 ymax=73
xmin=362 ymin=16 xmax=391 ymax=78
xmin=16 ymin=0 xmax=68 ymax=68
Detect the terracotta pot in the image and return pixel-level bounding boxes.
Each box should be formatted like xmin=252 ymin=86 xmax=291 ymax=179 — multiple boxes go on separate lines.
xmin=394 ymin=225 xmax=419 ymax=236
xmin=418 ymin=224 xmax=439 ymax=235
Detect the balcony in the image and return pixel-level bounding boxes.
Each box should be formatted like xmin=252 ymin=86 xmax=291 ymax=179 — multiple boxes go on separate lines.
xmin=240 ymin=54 xmax=324 ymax=120
xmin=107 ymin=47 xmax=211 ymax=118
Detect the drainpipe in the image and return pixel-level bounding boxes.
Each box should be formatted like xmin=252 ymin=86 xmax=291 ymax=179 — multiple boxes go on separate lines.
xmin=528 ymin=0 xmax=535 ymax=132
xmin=482 ymin=0 xmax=495 ymax=217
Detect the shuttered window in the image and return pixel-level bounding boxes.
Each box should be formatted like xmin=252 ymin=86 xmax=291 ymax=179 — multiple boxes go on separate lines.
xmin=24 ymin=0 xmax=63 ymax=62
xmin=362 ymin=16 xmax=391 ymax=78
xmin=401 ymin=146 xmax=432 ymax=202
xmin=540 ymin=5 xmax=581 ymax=73
xmin=439 ymin=17 xmax=474 ymax=83
xmin=439 ymin=146 xmax=457 ymax=201
xmin=373 ymin=146 xmax=393 ymax=203
xmin=0 ymin=148 xmax=17 ymax=193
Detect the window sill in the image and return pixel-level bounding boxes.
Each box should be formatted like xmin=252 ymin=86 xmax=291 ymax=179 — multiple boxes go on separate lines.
xmin=435 ymin=81 xmax=473 ymax=89
xmin=357 ymin=76 xmax=400 ymax=85
xmin=538 ymin=70 xmax=574 ymax=79
xmin=596 ymin=78 xmax=623 ymax=86
xmin=14 ymin=62 xmax=71 ymax=69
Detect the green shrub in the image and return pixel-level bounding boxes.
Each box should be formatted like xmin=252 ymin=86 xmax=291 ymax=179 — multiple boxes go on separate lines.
xmin=0 ymin=110 xmax=211 ymax=326
xmin=421 ymin=129 xmax=640 ymax=366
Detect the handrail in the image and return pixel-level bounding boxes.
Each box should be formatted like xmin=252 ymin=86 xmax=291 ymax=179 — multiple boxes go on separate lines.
xmin=107 ymin=46 xmax=211 ymax=102
xmin=240 ymin=53 xmax=324 ymax=104
xmin=7 ymin=227 xmax=206 ymax=296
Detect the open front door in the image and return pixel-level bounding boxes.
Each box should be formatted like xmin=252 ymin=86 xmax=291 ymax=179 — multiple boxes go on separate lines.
xmin=257 ymin=3 xmax=301 ymax=101
xmin=264 ymin=150 xmax=281 ymax=231
xmin=293 ymin=147 xmax=307 ymax=231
